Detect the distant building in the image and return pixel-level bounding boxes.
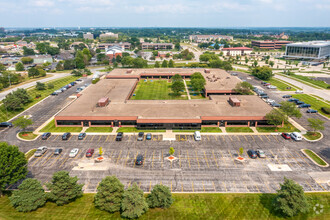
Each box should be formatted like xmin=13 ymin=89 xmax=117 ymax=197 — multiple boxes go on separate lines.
xmin=285 ymin=41 xmax=330 ymax=60
xmin=251 ymin=40 xmax=291 ymax=50
xmin=106 ymin=46 xmax=123 ymax=61
xmin=98 ymin=42 xmax=131 ymax=50
xmin=189 ymin=35 xmax=233 ymax=42
xmin=29 ymin=55 xmax=53 ymax=64
xmin=141 ymin=43 xmax=173 ymax=50
xmin=0 ymin=27 xmax=5 ymax=33
xmin=100 ymin=32 xmax=119 ymax=39
xmin=222 ymin=47 xmax=253 ymax=56
xmin=83 ymin=32 xmax=94 ymax=40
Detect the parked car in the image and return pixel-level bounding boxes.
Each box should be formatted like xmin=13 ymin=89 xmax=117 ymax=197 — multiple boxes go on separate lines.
xmin=69 ymin=148 xmax=79 ymax=158
xmin=0 ymin=122 xmax=13 ymax=127
xmin=86 ymin=148 xmax=94 ymax=157
xmin=264 ymin=83 xmax=271 ymax=86
xmin=62 ymin=132 xmax=71 ymax=140
xmin=76 ymin=79 xmax=82 ymax=82
xmin=135 ymin=154 xmax=144 ymax=165
xmin=298 ymin=104 xmax=311 ymax=108
xmin=261 ymin=81 xmax=267 ymax=85
xmin=146 ymin=133 xmax=152 ymax=140
xmin=260 ymin=95 xmax=269 ymax=99
xmin=281 ymin=133 xmax=291 ymax=139
xmin=291 ymin=132 xmax=302 ymax=141
xmin=271 ymin=103 xmax=281 ymax=107
xmin=266 ymin=99 xmax=275 ymax=104
xmin=54 ymin=148 xmax=62 ymax=155
xmin=41 ymin=132 xmax=51 ymax=140
xmin=61 ymin=87 xmax=67 ymax=91
xmin=247 ymin=150 xmax=257 ymax=159
xmin=282 ymin=95 xmax=292 ymax=98
xmin=267 ymin=85 xmax=277 ymax=89
xmin=55 ymin=89 xmax=62 ymax=93
xmin=288 ymin=98 xmax=299 ymax=102
xmin=256 ymin=150 xmax=266 ymax=158
xmin=137 ymin=132 xmax=144 ymax=141
xmin=34 ymin=146 xmax=47 ymax=157
xmin=295 ymin=90 xmax=303 ymax=94
xmin=51 ymin=92 xmax=58 ymax=96
xmin=116 ymin=132 xmax=123 ymax=141
xmin=296 ymin=101 xmax=304 ymax=105
xmin=78 ymin=132 xmax=86 ymax=140
xmin=307 ymin=109 xmax=318 ymax=113
xmin=194 ymin=131 xmax=201 ymax=141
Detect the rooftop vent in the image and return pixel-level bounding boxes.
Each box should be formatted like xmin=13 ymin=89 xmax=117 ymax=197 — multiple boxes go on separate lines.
xmin=204 ymin=69 xmax=210 ymax=73
xmin=229 ymin=97 xmax=240 ymax=107
xmin=98 ymin=97 xmax=109 ymax=107
xmin=126 ymin=69 xmax=132 ymax=74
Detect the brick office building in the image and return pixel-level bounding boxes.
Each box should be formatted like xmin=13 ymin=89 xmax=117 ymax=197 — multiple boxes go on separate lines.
xmin=54 ymin=68 xmax=274 ymax=130
xmin=251 ymin=40 xmax=291 ymax=50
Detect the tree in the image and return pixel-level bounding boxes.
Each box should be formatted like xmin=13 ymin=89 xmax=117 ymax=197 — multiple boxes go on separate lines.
xmin=75 ymin=50 xmax=86 ymax=69
xmin=46 ymin=171 xmax=83 ymax=206
xmin=169 ymin=147 xmax=175 ymax=155
xmin=63 ymin=59 xmax=76 ymax=70
xmin=48 ymin=83 xmax=54 ymax=89
xmin=3 ymin=89 xmax=31 ymax=111
xmin=0 ymin=64 xmax=6 ymax=72
xmin=161 ymin=60 xmax=168 ymax=68
xmin=171 ymin=74 xmax=182 ymax=82
xmin=13 ymin=116 xmax=33 ymax=130
xmin=94 ymin=176 xmax=124 ymax=213
xmin=147 ymin=184 xmax=173 ymax=209
xmin=21 ymin=57 xmax=33 ymax=64
xmin=239 ymin=147 xmax=244 ymax=156
xmin=269 ymin=60 xmax=275 ymax=67
xmin=23 ymin=46 xmax=35 ymax=56
xmin=175 ymin=42 xmax=180 ymax=50
xmin=223 ymin=62 xmax=233 ymax=71
xmin=190 ymin=72 xmax=206 ymax=92
xmin=245 ymin=57 xmax=249 ymax=64
xmin=15 ymin=62 xmax=24 ymax=71
xmin=253 ymin=60 xmax=258 ymax=67
xmin=0 ymin=142 xmax=28 ymax=196
xmin=28 ymin=67 xmax=39 ymax=78
xmin=279 ymin=101 xmax=302 ymax=118
xmin=251 ymin=66 xmax=273 ymax=80
xmin=307 ymin=118 xmax=325 ymax=133
xmin=10 ymin=178 xmax=46 ymax=212
xmin=171 ymin=81 xmax=185 ymax=96
xmin=121 ymin=183 xmax=148 ymax=219
xmin=99 ymin=147 xmax=103 ymax=156
xmin=234 ymin=82 xmax=253 ymax=95
xmin=273 ymin=177 xmax=309 ymax=217
xmin=154 ymin=61 xmax=160 ymax=68
xmin=266 ymin=109 xmax=287 ymax=127
xmin=36 ymin=82 xmax=46 ymax=90
xmin=168 ymin=59 xmax=174 ymax=67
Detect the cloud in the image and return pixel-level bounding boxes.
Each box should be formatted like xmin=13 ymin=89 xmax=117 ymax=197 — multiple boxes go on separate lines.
xmin=31 ymin=0 xmax=55 ymax=7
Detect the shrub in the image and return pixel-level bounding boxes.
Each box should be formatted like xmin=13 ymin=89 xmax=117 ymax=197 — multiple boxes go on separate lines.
xmin=147 ymin=184 xmax=173 ymax=209
xmin=321 ymin=107 xmax=330 ymax=114
xmin=92 ymin=78 xmax=100 ymax=84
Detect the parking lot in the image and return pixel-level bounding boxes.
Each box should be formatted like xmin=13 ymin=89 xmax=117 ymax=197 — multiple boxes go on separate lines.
xmin=24 ymin=133 xmax=330 ymax=193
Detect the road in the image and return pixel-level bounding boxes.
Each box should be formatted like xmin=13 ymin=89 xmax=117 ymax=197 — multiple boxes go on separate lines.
xmin=0 ymin=73 xmax=71 ymax=101
xmin=274 ymin=74 xmax=330 ymax=101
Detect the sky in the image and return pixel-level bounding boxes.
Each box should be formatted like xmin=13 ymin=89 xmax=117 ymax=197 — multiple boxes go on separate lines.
xmin=0 ymin=0 xmax=330 ymax=27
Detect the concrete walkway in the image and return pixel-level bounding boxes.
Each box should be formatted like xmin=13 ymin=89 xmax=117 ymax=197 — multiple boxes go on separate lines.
xmin=183 ymin=80 xmax=191 ymax=100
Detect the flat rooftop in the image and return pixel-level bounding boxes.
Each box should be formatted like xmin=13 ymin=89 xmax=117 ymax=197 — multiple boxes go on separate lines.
xmin=287 ymin=41 xmax=330 ymax=47
xmin=107 ymin=68 xmax=241 ymax=92
xmin=57 ymin=74 xmax=273 ymax=121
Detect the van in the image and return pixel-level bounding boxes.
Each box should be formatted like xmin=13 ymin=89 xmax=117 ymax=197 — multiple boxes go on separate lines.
xmin=194 ymin=131 xmax=201 ymax=141
xmin=291 ymin=132 xmax=302 ymax=141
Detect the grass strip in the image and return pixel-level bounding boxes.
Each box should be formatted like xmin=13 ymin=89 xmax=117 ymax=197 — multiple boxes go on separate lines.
xmin=40 ymin=119 xmax=82 ymax=133
xmin=225 ymin=127 xmax=253 ymax=133
xmin=85 ymin=127 xmax=113 ymax=133
xmin=303 ymin=149 xmax=327 ymax=166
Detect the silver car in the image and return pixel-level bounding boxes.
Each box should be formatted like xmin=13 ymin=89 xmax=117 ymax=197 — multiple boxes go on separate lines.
xmin=256 ymin=149 xmax=266 ymax=158
xmin=34 ymin=146 xmax=48 ymax=157
xmin=69 ymin=148 xmax=79 ymax=158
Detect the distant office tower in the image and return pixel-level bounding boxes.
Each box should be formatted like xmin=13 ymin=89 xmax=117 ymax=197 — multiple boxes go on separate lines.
xmin=83 ymin=32 xmax=94 ymax=40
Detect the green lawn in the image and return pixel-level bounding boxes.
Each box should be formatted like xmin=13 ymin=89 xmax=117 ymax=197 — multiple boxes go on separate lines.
xmin=256 ymin=122 xmax=300 ymax=133
xmin=117 ymin=127 xmax=166 ymax=133
xmin=303 ymin=149 xmax=327 ymax=166
xmin=226 ymin=127 xmax=254 ymax=133
xmin=278 ymin=73 xmax=330 ymax=89
xmin=25 ymin=149 xmax=36 ymax=160
xmin=131 ymin=80 xmax=188 ymax=100
xmin=85 ymin=127 xmax=113 ymax=133
xmin=39 ymin=120 xmax=82 ymax=133
xmin=0 ymin=76 xmax=79 ymax=122
xmin=265 ymin=78 xmax=301 ymax=91
xmin=304 ymin=131 xmax=322 ymax=140
xmin=173 ymin=127 xmax=222 ymax=133
xmin=0 ymin=193 xmax=329 ymax=220
xmin=18 ymin=132 xmax=38 ymax=140
xmin=292 ymin=94 xmax=330 ymax=118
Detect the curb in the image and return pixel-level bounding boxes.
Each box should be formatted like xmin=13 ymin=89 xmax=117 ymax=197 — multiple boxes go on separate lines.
xmin=303 ymin=132 xmax=324 ymax=142
xmin=25 ymin=148 xmax=37 ymax=161
xmin=16 ymin=132 xmax=40 ymax=142
xmin=301 ymin=149 xmax=329 ymax=168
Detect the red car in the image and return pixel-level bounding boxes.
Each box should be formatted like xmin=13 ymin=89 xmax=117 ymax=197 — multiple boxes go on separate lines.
xmin=86 ymin=148 xmax=94 ymax=157
xmin=281 ymin=133 xmax=291 ymax=139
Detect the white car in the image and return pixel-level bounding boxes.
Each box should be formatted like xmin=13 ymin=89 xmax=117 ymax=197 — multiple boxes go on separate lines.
xmin=256 ymin=149 xmax=266 ymax=158
xmin=267 ymin=85 xmax=277 ymax=89
xmin=266 ymin=99 xmax=275 ymax=104
xmin=69 ymin=148 xmax=80 ymax=158
xmin=34 ymin=146 xmax=48 ymax=157
xmin=295 ymin=90 xmax=303 ymax=94
xmin=291 ymin=132 xmax=302 ymax=141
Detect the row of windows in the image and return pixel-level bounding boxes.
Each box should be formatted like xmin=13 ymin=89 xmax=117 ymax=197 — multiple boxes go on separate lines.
xmin=286 ymin=46 xmax=320 ymax=58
